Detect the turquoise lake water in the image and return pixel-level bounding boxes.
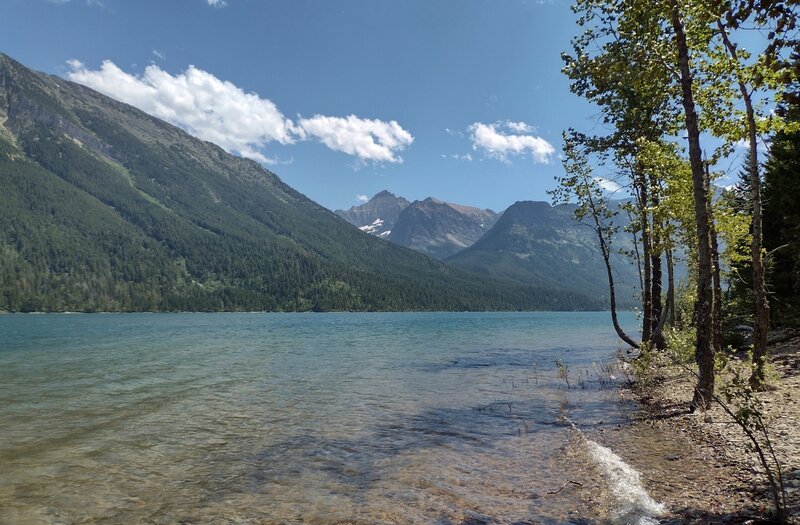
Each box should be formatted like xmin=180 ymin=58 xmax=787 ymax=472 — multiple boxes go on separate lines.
xmin=0 ymin=312 xmax=642 ymax=524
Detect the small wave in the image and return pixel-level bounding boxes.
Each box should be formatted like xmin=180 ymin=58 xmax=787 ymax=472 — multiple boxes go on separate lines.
xmin=585 ymin=439 xmax=665 ymax=525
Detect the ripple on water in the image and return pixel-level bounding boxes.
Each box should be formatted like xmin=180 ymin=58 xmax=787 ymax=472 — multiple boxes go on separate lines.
xmin=0 ymin=312 xmax=644 ymax=524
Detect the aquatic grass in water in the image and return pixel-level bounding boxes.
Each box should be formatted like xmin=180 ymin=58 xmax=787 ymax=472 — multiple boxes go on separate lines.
xmin=0 ymin=311 xmax=655 ymax=524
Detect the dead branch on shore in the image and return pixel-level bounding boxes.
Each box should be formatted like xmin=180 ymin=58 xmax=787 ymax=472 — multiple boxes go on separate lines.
xmin=546 ymin=480 xmax=583 ymax=495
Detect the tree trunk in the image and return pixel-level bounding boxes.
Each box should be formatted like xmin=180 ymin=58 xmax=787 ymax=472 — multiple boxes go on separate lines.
xmin=652 ymin=244 xmax=675 ymax=339
xmin=627 ymin=208 xmax=645 ymax=294
xmin=717 ymin=21 xmax=771 ymax=389
xmin=709 ymin=194 xmax=723 ymax=356
xmin=650 ymin=174 xmax=665 ymax=350
xmin=639 ymin=180 xmax=653 ymax=343
xmin=670 ymin=1 xmax=715 ymax=410
xmin=601 ymin=230 xmax=641 ymax=350
xmin=666 ymin=249 xmax=675 ymax=324
xmin=651 ymin=250 xmax=665 ymax=349
xmin=586 ymin=182 xmax=640 ymax=350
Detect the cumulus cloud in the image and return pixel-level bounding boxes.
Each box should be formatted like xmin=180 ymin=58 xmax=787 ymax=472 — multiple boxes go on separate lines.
xmin=67 ymin=60 xmax=296 ymax=163
xmin=506 ymin=121 xmax=534 ymax=133
xmin=468 ymin=121 xmax=554 ymax=163
xmin=593 ymin=177 xmax=623 ymax=193
xmin=66 ymin=60 xmax=413 ymax=164
xmin=355 ymin=194 xmax=369 ymax=202
xmin=298 ymin=115 xmax=413 ymax=164
xmin=734 ymin=138 xmax=769 ymax=153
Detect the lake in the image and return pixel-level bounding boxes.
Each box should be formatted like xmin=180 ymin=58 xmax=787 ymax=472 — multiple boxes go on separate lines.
xmin=0 ymin=312 xmax=661 ymax=524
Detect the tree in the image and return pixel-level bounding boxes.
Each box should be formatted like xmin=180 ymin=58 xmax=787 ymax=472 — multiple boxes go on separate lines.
xmin=562 ymin=0 xmax=719 ymax=408
xmin=562 ymin=0 xmax=679 ymax=350
xmin=561 ymin=0 xmax=800 ymax=407
xmin=699 ymin=1 xmax=799 ymax=388
xmin=666 ymin=0 xmax=719 ymax=410
xmin=764 ymin=65 xmax=800 ymax=326
xmin=554 ymin=133 xmax=642 ymax=349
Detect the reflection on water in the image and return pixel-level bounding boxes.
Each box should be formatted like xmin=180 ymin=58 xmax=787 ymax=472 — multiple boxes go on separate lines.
xmin=0 ymin=312 xmax=638 ymax=524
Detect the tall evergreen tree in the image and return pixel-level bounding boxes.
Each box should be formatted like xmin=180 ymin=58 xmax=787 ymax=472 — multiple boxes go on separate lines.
xmin=764 ymin=88 xmax=800 ymax=326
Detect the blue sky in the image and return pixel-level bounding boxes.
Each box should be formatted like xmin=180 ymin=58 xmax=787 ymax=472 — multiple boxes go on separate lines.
xmin=0 ymin=0 xmax=751 ymax=211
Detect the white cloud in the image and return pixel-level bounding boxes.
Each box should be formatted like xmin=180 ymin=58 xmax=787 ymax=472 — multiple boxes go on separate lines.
xmin=450 ymin=153 xmax=472 ymax=161
xmin=152 ymin=50 xmax=166 ymax=61
xmin=734 ymin=138 xmax=769 ymax=153
xmin=67 ymin=60 xmax=296 ymax=162
xmin=207 ymin=0 xmax=227 ymax=7
xmin=594 ymin=177 xmax=623 ymax=193
xmin=297 ymin=115 xmax=413 ymax=164
xmin=355 ymin=194 xmax=369 ymax=202
xmin=468 ymin=121 xmax=554 ymax=163
xmin=66 ymin=59 xmax=413 ymax=164
xmin=506 ymin=121 xmax=534 ymax=133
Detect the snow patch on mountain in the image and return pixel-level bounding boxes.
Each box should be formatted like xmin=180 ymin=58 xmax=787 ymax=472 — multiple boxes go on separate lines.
xmin=359 ymin=218 xmax=385 ymax=234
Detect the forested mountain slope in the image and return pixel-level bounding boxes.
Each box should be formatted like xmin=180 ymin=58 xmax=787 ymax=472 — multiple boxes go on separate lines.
xmin=0 ymin=53 xmax=597 ymax=312
xmin=446 ymin=201 xmax=641 ymax=307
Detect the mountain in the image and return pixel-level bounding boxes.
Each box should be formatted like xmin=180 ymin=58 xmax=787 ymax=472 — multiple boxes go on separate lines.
xmin=389 ymin=198 xmax=499 ymax=259
xmin=446 ymin=201 xmax=641 ymax=307
xmin=0 ymin=52 xmax=598 ymax=312
xmin=445 ymin=201 xmax=499 ymax=227
xmin=334 ymin=190 xmax=409 ymax=238
xmin=336 ymin=192 xmax=499 ymax=259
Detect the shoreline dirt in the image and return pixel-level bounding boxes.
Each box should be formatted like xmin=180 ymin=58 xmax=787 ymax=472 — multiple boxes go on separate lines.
xmin=608 ymin=332 xmax=800 ymax=524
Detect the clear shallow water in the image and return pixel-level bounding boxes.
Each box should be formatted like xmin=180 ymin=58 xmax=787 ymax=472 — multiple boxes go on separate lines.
xmin=0 ymin=312 xmax=643 ymax=524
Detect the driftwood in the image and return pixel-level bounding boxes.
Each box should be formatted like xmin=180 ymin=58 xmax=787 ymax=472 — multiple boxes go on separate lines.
xmin=546 ymin=480 xmax=583 ymax=495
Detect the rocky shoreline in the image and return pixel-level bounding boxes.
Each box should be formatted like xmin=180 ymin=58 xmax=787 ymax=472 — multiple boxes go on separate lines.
xmin=620 ymin=333 xmax=800 ymax=524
